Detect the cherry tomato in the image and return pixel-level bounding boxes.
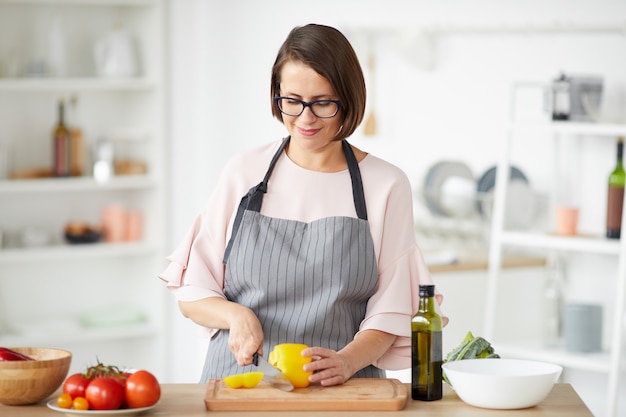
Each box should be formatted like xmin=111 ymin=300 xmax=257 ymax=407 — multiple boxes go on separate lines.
xmin=125 ymin=370 xmax=161 ymax=408
xmin=85 ymin=377 xmax=124 ymax=410
xmin=63 ymin=373 xmax=91 ymax=399
xmin=56 ymin=393 xmax=72 ymax=409
xmin=73 ymin=397 xmax=89 ymax=411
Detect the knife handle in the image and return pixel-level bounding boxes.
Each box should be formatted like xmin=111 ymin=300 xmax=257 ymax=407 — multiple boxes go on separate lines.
xmin=252 ymin=352 xmax=259 ymax=366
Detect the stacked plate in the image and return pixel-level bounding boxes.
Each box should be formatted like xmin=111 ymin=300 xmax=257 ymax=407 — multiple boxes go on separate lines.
xmin=422 ymin=162 xmax=536 ymax=229
xmin=476 ymin=166 xmax=536 ymax=229
xmin=423 ymin=161 xmax=475 ymax=218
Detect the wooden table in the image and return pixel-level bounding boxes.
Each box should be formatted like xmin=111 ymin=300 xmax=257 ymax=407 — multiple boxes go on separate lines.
xmin=1 ymin=383 xmax=593 ymax=416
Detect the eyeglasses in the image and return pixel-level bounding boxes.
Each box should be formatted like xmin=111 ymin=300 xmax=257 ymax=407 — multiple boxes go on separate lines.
xmin=274 ymin=96 xmax=341 ymax=118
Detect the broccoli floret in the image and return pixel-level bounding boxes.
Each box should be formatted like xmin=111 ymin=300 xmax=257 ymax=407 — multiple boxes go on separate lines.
xmin=443 ymin=331 xmax=500 ymax=385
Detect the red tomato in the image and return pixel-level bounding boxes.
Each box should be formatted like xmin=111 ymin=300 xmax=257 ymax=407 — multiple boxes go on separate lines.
xmin=113 ymin=372 xmax=131 ymax=408
xmin=110 ymin=372 xmax=130 ymax=388
xmin=63 ymin=373 xmax=91 ymax=399
xmin=125 ymin=370 xmax=161 ymax=408
xmin=85 ymin=377 xmax=124 ymax=410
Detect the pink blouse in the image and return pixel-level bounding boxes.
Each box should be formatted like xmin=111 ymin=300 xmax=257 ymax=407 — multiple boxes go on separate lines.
xmin=159 ymin=140 xmax=446 ymax=370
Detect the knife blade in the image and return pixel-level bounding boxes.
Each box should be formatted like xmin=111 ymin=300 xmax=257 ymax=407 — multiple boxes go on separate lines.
xmin=253 ymin=352 xmax=294 ymax=391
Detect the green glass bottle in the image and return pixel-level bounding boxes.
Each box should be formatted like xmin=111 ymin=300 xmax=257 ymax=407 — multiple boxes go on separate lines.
xmin=411 ymin=284 xmax=443 ymax=401
xmin=607 ymin=137 xmax=625 ymax=239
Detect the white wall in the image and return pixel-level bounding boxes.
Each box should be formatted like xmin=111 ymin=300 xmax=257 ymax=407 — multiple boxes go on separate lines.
xmin=169 ymin=0 xmax=626 ymax=232
xmin=166 ymin=1 xmax=626 ymax=415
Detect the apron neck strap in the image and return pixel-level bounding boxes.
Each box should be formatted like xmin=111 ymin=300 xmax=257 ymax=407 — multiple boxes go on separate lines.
xmin=342 ymin=140 xmax=368 ymax=221
xmin=224 ymin=136 xmax=367 ymax=264
xmin=248 ymin=137 xmax=367 ymax=220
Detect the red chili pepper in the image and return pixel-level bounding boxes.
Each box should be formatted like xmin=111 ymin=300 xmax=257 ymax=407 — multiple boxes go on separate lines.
xmin=0 ymin=347 xmax=34 ymax=361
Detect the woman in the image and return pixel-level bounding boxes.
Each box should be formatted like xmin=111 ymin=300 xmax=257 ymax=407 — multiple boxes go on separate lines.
xmin=159 ymin=23 xmax=446 ymax=387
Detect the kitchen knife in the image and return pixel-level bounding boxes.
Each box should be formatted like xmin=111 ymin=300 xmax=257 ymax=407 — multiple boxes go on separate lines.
xmin=253 ymin=352 xmax=294 ymax=392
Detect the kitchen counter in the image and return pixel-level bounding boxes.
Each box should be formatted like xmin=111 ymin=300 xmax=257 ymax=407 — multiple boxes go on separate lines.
xmin=427 ymin=249 xmax=545 ymax=273
xmin=2 ymin=383 xmax=593 ymax=416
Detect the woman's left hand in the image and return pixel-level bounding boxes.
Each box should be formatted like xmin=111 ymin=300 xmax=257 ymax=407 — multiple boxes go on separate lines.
xmin=301 ymin=346 xmax=353 ymax=387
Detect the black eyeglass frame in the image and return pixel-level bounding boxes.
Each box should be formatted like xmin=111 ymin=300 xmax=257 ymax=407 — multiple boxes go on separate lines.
xmin=274 ymin=96 xmax=342 ymax=118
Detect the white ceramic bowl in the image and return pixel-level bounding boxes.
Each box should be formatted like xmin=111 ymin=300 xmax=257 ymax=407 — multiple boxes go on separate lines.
xmin=442 ymin=358 xmax=563 ymax=409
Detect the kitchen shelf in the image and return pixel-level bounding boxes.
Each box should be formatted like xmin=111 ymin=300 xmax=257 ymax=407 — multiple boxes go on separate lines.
xmin=0 ymin=241 xmax=157 ymax=264
xmin=0 ymin=0 xmax=168 ymax=378
xmin=510 ymin=120 xmax=626 ymax=137
xmin=500 ymin=231 xmax=621 ymax=255
xmin=0 ymin=175 xmax=157 ymax=193
xmin=0 ymin=322 xmax=159 ymax=346
xmin=486 ymin=81 xmax=626 ymax=417
xmin=0 ymin=77 xmax=158 ymax=92
xmin=0 ymin=0 xmax=155 ymax=7
xmin=495 ymin=342 xmax=622 ymax=374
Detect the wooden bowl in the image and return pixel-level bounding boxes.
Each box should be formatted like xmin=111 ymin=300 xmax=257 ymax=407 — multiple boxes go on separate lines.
xmin=0 ymin=347 xmax=72 ymax=405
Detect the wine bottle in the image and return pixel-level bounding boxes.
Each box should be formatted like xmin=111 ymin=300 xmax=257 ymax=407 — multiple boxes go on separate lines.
xmin=542 ymin=253 xmax=564 ymax=347
xmin=53 ymin=98 xmax=70 ymax=177
xmin=606 ymin=137 xmax=625 ymax=239
xmin=67 ymin=94 xmax=85 ymax=176
xmin=412 ymin=284 xmax=443 ymax=401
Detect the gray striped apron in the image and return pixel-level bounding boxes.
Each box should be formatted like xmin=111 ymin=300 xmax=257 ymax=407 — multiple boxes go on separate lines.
xmin=200 ymin=137 xmax=383 ymax=381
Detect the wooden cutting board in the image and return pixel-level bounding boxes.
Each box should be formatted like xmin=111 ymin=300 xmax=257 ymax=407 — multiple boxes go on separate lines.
xmin=204 ymin=378 xmax=408 ymax=411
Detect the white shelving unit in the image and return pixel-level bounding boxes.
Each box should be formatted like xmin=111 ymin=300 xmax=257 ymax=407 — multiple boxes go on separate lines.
xmin=0 ymin=0 xmax=168 ymax=378
xmin=485 ymin=83 xmax=626 ymax=417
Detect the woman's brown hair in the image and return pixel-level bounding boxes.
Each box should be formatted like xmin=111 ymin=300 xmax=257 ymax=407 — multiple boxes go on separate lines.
xmin=270 ymin=24 xmax=366 ymax=141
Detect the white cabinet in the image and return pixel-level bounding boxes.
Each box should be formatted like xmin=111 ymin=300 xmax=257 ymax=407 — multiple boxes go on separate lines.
xmin=0 ymin=0 xmax=167 ymax=379
xmin=485 ymin=83 xmax=626 ymax=417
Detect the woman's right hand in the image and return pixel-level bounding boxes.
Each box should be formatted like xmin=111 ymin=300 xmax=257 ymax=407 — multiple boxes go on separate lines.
xmin=226 ymin=306 xmax=264 ymax=366
xmin=178 ymin=298 xmax=264 ymax=366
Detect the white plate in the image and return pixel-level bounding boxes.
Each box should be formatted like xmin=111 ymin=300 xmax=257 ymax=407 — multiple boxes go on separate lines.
xmin=476 ymin=165 xmax=536 ymax=229
xmin=475 ymin=165 xmax=528 ymax=213
xmin=47 ymin=400 xmax=156 ymax=416
xmin=423 ymin=161 xmax=474 ymax=217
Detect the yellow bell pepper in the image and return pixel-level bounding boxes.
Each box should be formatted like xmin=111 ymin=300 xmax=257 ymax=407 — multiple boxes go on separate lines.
xmin=268 ymin=343 xmax=313 ymax=388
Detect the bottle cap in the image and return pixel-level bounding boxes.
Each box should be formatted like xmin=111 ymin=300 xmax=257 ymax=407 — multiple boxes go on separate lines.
xmin=419 ymin=285 xmax=435 ymax=297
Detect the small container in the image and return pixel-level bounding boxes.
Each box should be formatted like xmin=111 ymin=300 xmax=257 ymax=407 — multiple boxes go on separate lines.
xmin=551 ymin=74 xmax=570 ymax=121
xmin=555 ymin=205 xmax=579 ymax=236
xmin=564 ymin=303 xmax=603 ymax=353
xmin=125 ymin=210 xmax=143 ymax=241
xmin=101 ymin=204 xmax=126 ymax=243
xmin=93 ymin=140 xmax=114 ymax=182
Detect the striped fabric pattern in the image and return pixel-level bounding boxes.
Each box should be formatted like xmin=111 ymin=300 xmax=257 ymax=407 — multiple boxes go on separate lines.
xmin=201 ymin=210 xmax=382 ymax=380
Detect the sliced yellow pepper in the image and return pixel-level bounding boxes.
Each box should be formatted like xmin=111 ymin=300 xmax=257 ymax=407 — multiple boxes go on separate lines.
xmin=223 ymin=371 xmax=264 ymax=389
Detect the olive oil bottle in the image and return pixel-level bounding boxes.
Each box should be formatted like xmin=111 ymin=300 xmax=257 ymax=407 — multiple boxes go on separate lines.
xmin=411 ymin=284 xmax=443 ymax=401
xmin=607 ymin=137 xmax=625 ymax=239
xmin=52 ymin=98 xmax=70 ymax=177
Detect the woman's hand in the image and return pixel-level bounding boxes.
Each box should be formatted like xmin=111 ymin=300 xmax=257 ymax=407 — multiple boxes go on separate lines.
xmin=301 ymin=330 xmax=396 ymax=386
xmin=178 ymin=298 xmax=264 ymax=366
xmin=227 ymin=307 xmax=264 ymax=366
xmin=301 ymin=347 xmax=353 ymax=387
